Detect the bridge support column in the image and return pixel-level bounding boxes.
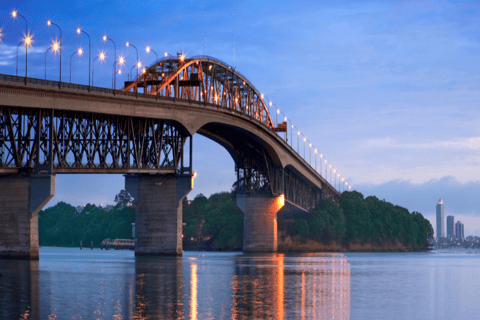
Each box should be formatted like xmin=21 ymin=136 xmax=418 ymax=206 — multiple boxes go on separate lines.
xmin=236 ymin=194 xmax=285 ymax=252
xmin=126 ymin=174 xmax=192 ymax=256
xmin=0 ymin=174 xmax=55 ymax=260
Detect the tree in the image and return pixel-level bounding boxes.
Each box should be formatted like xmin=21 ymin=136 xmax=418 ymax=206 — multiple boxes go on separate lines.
xmin=114 ymin=189 xmax=133 ymax=207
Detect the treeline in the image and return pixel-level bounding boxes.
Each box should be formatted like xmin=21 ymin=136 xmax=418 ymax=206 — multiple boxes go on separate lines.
xmin=38 ymin=190 xmax=433 ymax=251
xmin=293 ymin=191 xmax=433 ymax=250
xmin=39 ymin=202 xmax=136 ymax=247
xmin=183 ymin=192 xmax=244 ymax=250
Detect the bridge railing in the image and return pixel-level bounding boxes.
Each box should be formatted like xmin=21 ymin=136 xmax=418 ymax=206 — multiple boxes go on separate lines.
xmin=0 ymin=73 xmax=348 ymax=193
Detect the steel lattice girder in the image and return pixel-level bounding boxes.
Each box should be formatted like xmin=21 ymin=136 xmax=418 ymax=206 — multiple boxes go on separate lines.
xmin=0 ymin=107 xmax=189 ymax=174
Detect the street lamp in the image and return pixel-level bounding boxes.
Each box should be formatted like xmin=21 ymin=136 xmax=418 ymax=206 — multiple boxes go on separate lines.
xmin=113 ymin=55 xmax=125 ymax=89
xmin=309 ymin=143 xmax=312 ymax=165
xmin=297 ymin=130 xmax=300 ymax=153
xmin=15 ymin=41 xmax=22 ymax=76
xmin=324 ymin=159 xmax=328 ymax=179
xmin=12 ymin=10 xmax=29 ymax=80
xmin=146 ymin=46 xmax=158 ymax=62
xmin=70 ymin=48 xmax=83 ymax=83
xmin=333 ymin=168 xmax=337 ymax=189
xmin=92 ymin=51 xmax=106 ymax=86
xmin=44 ymin=40 xmax=60 ymax=80
xmin=77 ymin=28 xmax=91 ymax=87
xmin=320 ymin=154 xmax=323 ymax=176
xmin=126 ymin=42 xmax=138 ymax=92
xmin=329 ymin=164 xmax=332 ymax=184
xmin=303 ymin=136 xmax=306 ymax=159
xmin=47 ymin=20 xmax=62 ymax=82
xmin=103 ymin=35 xmax=116 ymax=89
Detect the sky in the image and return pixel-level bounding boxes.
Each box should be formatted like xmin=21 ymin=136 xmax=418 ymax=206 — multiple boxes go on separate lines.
xmin=1 ymin=0 xmax=480 ymax=235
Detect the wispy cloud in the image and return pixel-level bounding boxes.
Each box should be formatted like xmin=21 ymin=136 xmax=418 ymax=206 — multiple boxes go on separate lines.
xmin=359 ymin=137 xmax=480 ymax=150
xmin=0 ymin=43 xmax=49 ymax=65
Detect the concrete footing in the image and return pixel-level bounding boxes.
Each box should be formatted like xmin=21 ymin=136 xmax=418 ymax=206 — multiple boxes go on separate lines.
xmin=0 ymin=175 xmax=55 ymax=260
xmin=126 ymin=174 xmax=192 ymax=256
xmin=236 ymin=194 xmax=285 ymax=252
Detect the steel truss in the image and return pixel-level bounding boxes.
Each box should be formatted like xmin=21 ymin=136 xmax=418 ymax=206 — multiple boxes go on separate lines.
xmin=0 ymin=107 xmax=190 ymax=174
xmin=125 ymin=57 xmax=278 ymax=130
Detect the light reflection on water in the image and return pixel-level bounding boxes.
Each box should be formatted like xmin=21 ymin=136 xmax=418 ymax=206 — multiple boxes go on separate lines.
xmin=1 ymin=248 xmax=479 ymax=319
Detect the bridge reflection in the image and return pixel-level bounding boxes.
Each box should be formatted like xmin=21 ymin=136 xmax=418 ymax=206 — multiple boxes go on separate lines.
xmin=0 ymin=252 xmax=350 ymax=319
xmin=230 ymin=253 xmax=351 ymax=319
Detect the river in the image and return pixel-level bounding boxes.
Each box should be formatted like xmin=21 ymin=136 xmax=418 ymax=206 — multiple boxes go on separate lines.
xmin=0 ymin=247 xmax=479 ymax=319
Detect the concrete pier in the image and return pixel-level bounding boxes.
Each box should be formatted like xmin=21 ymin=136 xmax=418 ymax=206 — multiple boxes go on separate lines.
xmin=0 ymin=175 xmax=55 ymax=260
xmin=126 ymin=174 xmax=192 ymax=256
xmin=236 ymin=194 xmax=285 ymax=252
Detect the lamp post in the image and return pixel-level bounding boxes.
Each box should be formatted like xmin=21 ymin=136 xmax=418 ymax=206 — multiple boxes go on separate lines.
xmin=309 ymin=143 xmax=312 ymax=166
xmin=146 ymin=46 xmax=158 ymax=62
xmin=103 ymin=35 xmax=116 ymax=89
xmin=11 ymin=10 xmax=29 ymax=81
xmin=44 ymin=47 xmax=51 ymax=80
xmin=45 ymin=40 xmax=60 ymax=80
xmin=329 ymin=165 xmax=332 ymax=184
xmin=320 ymin=154 xmax=323 ymax=176
xmin=126 ymin=42 xmax=138 ymax=92
xmin=303 ymin=136 xmax=306 ymax=159
xmin=290 ymin=123 xmax=294 ymax=148
xmin=333 ymin=168 xmax=336 ymax=189
xmin=47 ymin=20 xmax=62 ymax=82
xmin=16 ymin=41 xmax=22 ymax=76
xmin=324 ymin=159 xmax=328 ymax=179
xmin=297 ymin=130 xmax=300 ymax=153
xmin=314 ymin=148 xmax=317 ymax=171
xmin=113 ymin=55 xmax=125 ymax=89
xmin=77 ymin=28 xmax=91 ymax=87
xmin=70 ymin=48 xmax=83 ymax=83
xmin=92 ymin=52 xmax=106 ymax=87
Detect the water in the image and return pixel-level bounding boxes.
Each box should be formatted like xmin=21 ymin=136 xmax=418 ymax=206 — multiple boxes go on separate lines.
xmin=1 ymin=248 xmax=479 ymax=319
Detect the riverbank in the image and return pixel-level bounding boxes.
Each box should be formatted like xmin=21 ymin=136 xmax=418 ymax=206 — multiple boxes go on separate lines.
xmin=278 ymin=236 xmax=418 ymax=252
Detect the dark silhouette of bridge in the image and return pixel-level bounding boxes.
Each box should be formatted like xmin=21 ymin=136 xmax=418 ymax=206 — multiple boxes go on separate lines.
xmin=0 ymin=55 xmax=344 ymax=259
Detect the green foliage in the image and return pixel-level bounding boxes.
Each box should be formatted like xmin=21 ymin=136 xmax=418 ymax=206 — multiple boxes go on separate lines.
xmin=307 ymin=199 xmax=346 ymax=242
xmin=183 ymin=192 xmax=244 ymax=250
xmin=38 ymin=202 xmax=136 ymax=247
xmin=290 ymin=191 xmax=433 ymax=250
xmin=294 ymin=219 xmax=310 ymax=238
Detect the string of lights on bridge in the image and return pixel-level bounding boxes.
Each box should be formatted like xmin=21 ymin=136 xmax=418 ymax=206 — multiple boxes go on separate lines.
xmin=3 ymin=9 xmax=352 ymax=193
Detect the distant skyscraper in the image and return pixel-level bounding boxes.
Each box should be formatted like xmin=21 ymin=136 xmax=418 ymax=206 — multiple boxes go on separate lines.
xmin=455 ymin=221 xmax=465 ymax=241
xmin=436 ymin=199 xmax=444 ymax=238
xmin=446 ymin=216 xmax=455 ymax=239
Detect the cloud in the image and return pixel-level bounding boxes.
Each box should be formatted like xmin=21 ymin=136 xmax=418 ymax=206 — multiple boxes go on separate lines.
xmin=356 ymin=176 xmax=480 ymax=217
xmin=359 ymin=137 xmax=480 ymax=150
xmin=0 ymin=43 xmax=49 ymax=65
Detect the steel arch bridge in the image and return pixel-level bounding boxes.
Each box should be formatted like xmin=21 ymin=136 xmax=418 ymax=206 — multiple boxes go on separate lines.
xmin=0 ymin=55 xmax=340 ymax=212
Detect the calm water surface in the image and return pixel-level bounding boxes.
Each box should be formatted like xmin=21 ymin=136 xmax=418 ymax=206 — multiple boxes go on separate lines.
xmin=0 ymin=248 xmax=479 ymax=319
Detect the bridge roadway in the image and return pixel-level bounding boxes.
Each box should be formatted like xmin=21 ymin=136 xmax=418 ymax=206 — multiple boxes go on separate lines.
xmin=0 ymin=56 xmax=340 ymax=259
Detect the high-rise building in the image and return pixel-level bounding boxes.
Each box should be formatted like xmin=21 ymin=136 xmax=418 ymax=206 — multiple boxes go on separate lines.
xmin=455 ymin=221 xmax=464 ymax=241
xmin=446 ymin=216 xmax=455 ymax=239
xmin=436 ymin=199 xmax=444 ymax=238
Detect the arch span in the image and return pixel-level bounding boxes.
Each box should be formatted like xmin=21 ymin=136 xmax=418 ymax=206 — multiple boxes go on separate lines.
xmin=124 ymin=56 xmax=276 ymax=132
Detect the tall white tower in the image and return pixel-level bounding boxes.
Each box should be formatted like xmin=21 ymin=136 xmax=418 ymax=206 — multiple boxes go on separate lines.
xmin=436 ymin=199 xmax=444 ymax=238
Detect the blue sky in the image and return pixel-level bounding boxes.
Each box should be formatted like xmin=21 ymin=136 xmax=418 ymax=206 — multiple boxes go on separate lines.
xmin=1 ymin=1 xmax=480 ymax=235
